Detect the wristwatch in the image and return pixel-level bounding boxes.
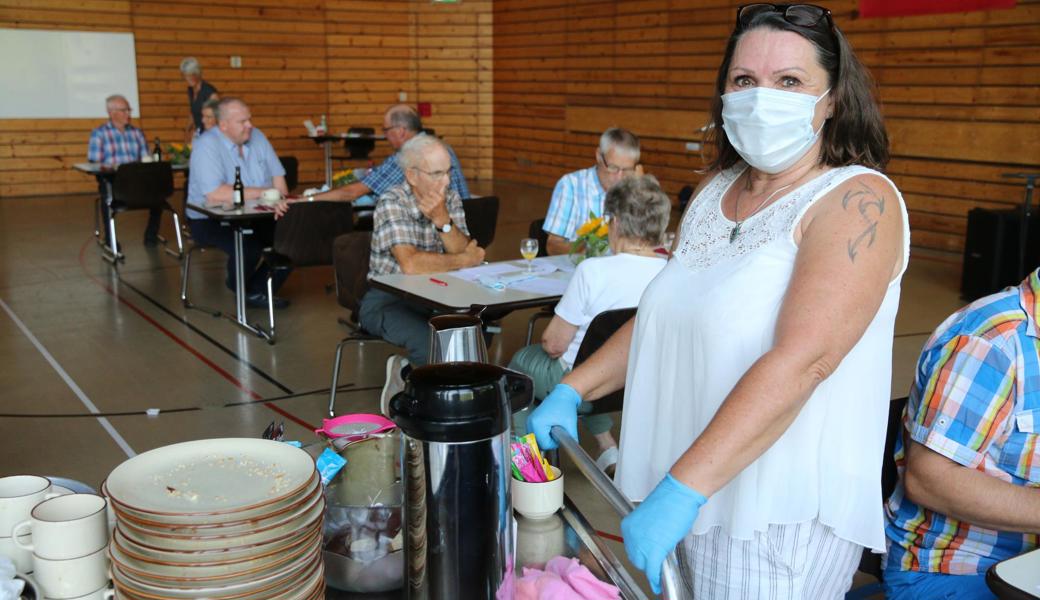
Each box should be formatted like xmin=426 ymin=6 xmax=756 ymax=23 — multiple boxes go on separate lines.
xmin=435 ymin=220 xmax=453 ymax=234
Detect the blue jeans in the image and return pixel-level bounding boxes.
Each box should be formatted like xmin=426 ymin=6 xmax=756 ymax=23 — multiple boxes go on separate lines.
xmin=883 ymin=569 xmax=996 ymax=600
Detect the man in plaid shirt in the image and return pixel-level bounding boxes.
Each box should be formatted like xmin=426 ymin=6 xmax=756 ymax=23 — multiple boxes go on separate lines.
xmin=87 ymin=94 xmax=163 ymax=246
xmin=357 ymin=134 xmax=484 ymax=412
xmin=883 ymin=269 xmax=1040 ymax=599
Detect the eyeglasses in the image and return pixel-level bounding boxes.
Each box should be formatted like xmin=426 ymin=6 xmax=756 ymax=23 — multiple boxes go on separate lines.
xmin=382 ymin=125 xmax=401 ymax=134
xmin=412 ymin=166 xmax=452 ymax=179
xmin=111 ymin=107 xmax=132 ymax=113
xmin=736 ymin=3 xmax=833 ymax=32
xmin=598 ymin=153 xmax=637 ymax=176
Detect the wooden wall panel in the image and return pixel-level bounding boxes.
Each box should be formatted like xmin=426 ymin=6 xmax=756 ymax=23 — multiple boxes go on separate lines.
xmin=0 ymin=0 xmax=491 ymax=199
xmin=493 ymin=0 xmax=1040 ymax=253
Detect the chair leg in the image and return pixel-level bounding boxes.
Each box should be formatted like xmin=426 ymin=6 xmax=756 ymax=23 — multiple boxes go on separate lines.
xmin=163 ymin=211 xmax=184 ymax=259
xmin=106 ymin=214 xmax=122 ymax=264
xmin=266 ymin=274 xmax=276 ymax=341
xmin=329 ymin=337 xmax=351 ymax=417
xmin=93 ymin=197 xmax=103 ymax=244
xmin=180 ymin=246 xmax=220 ymax=317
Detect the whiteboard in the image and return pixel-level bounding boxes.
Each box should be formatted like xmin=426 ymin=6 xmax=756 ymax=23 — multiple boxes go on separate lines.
xmin=0 ymin=29 xmax=139 ymax=119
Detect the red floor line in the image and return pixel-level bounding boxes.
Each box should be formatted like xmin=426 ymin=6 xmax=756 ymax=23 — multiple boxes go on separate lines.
xmin=76 ymin=239 xmax=314 ymax=431
xmin=596 ymin=530 xmax=624 ymax=543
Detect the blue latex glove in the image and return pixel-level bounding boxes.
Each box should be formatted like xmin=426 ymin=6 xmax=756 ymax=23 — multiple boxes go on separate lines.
xmin=621 ymin=474 xmax=707 ymax=595
xmin=527 ymin=383 xmax=581 ymax=450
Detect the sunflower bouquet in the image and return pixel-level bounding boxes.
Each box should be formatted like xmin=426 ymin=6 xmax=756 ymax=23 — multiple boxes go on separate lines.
xmin=332 ymin=168 xmax=357 ymax=187
xmin=571 ymin=212 xmax=610 ymax=262
xmin=165 ymin=143 xmax=191 ymax=165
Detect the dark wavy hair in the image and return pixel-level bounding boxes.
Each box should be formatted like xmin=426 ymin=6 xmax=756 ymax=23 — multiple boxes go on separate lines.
xmin=706 ymin=10 xmax=889 ymax=172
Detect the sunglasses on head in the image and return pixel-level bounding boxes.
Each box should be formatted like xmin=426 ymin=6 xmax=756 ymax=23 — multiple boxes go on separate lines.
xmin=736 ymin=3 xmax=834 ymax=32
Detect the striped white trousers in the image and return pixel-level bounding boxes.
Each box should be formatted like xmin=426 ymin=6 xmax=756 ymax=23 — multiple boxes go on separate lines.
xmin=676 ymin=520 xmax=862 ymax=599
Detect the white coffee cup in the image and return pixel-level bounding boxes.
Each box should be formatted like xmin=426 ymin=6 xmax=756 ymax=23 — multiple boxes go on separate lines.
xmin=511 ymin=467 xmax=564 ymax=520
xmin=49 ymin=582 xmax=115 ymax=600
xmin=261 ymin=188 xmax=282 ymax=203
xmin=0 ymin=533 xmax=33 ymax=572
xmin=32 ymin=545 xmax=109 ymax=599
xmin=13 ymin=494 xmax=108 ymax=560
xmin=0 ymin=475 xmax=60 ymax=536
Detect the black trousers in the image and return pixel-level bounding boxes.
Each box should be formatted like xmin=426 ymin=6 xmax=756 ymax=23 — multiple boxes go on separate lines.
xmin=187 ymin=218 xmax=290 ymax=295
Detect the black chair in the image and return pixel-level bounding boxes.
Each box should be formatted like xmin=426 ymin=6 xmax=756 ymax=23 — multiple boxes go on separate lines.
xmin=327 ymin=231 xmax=397 ymax=416
xmin=96 ymin=161 xmax=182 ymax=262
xmin=279 ymin=155 xmax=299 ymax=193
xmin=463 ymin=196 xmax=499 ymax=248
xmin=344 ymin=128 xmax=376 ymax=159
xmin=257 ymin=201 xmax=356 ymax=340
xmin=571 ymin=307 xmax=637 ymax=415
xmin=678 ymin=184 xmax=695 ymax=214
xmin=528 ymin=218 xmax=550 ymax=257
xmin=846 ymin=395 xmax=908 ymax=599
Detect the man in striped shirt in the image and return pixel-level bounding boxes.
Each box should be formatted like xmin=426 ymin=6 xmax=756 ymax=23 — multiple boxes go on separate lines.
xmin=884 ymin=269 xmax=1040 ymax=599
xmin=87 ymin=94 xmax=162 ymax=246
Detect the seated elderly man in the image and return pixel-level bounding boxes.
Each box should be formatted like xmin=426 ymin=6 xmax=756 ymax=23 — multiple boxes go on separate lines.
xmin=358 ymin=134 xmax=485 ymax=408
xmin=542 ymin=127 xmax=640 ymax=256
xmin=307 ymin=104 xmax=469 ymax=205
xmin=186 ymin=97 xmax=291 ymax=308
xmin=87 ymin=94 xmax=163 ymax=247
xmin=883 ymin=268 xmax=1040 ymax=600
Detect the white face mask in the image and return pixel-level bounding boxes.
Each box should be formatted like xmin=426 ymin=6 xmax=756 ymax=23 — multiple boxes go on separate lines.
xmin=721 ymin=87 xmax=830 ymax=174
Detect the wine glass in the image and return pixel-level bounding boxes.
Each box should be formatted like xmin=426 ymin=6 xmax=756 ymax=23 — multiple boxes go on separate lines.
xmin=520 ymin=238 xmax=539 ymax=272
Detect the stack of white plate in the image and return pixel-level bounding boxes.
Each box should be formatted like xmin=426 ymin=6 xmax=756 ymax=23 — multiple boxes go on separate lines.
xmin=102 ymin=439 xmax=324 ymax=600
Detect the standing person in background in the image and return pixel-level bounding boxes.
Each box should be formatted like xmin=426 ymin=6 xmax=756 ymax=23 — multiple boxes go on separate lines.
xmin=542 ymin=128 xmax=641 ymax=256
xmin=87 ymin=94 xmax=163 ymax=247
xmin=528 ymin=4 xmax=909 ymax=596
xmin=180 ymin=57 xmax=219 ymax=138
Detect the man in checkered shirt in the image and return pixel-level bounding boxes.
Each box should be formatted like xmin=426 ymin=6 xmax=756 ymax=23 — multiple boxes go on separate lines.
xmin=87 ymin=94 xmax=163 ymax=247
xmin=357 ymin=134 xmax=485 ymax=409
xmin=883 ymin=269 xmax=1040 ymax=599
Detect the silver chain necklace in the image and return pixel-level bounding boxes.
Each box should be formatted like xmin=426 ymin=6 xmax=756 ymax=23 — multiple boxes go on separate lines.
xmin=729 ymin=177 xmax=795 ymax=243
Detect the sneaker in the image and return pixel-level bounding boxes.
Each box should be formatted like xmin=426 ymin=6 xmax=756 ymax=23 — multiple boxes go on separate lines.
xmin=595 ymin=446 xmax=619 ymax=477
xmin=381 ymin=355 xmax=409 ymax=417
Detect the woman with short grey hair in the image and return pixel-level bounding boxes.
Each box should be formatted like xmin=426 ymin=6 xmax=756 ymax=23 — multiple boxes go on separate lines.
xmin=180 ymin=57 xmax=218 ymax=136
xmin=510 ymin=174 xmax=671 ymax=474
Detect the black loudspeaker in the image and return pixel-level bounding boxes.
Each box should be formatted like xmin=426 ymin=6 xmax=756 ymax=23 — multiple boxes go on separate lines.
xmin=961 ymin=208 xmax=1040 ymax=301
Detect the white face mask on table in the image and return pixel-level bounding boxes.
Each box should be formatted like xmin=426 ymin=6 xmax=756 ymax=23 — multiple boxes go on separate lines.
xmin=721 ymin=87 xmax=830 ymax=174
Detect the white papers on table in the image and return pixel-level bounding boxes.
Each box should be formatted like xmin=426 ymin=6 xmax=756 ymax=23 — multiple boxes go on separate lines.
xmin=453 ymin=259 xmax=557 ymax=282
xmin=509 ymin=277 xmax=569 ymax=295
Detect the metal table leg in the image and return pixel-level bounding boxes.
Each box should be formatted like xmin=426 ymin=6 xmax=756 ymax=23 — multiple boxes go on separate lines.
xmin=224 ymin=224 xmax=274 ymax=343
xmin=324 ymin=139 xmax=333 ymax=188
xmin=101 ymin=179 xmax=124 ymax=265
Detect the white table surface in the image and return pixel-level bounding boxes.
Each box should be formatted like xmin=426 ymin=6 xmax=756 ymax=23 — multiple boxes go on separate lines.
xmin=991 ymin=548 xmax=1040 ymax=598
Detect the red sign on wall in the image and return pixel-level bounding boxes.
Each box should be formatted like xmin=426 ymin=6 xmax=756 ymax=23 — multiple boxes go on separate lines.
xmin=859 ymin=0 xmax=1015 ymax=18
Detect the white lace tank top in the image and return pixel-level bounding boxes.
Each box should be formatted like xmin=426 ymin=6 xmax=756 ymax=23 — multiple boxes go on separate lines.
xmin=614 ymin=164 xmax=910 ymax=552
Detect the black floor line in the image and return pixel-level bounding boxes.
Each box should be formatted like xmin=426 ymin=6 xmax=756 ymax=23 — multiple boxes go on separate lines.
xmin=118 ymin=276 xmax=295 ymax=395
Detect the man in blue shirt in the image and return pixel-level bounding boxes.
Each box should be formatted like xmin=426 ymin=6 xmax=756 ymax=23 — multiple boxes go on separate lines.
xmin=187 ymin=97 xmax=290 ymax=308
xmin=542 ymin=128 xmax=640 ymax=255
xmin=87 ymin=94 xmax=162 ymax=246
xmin=304 ymin=104 xmax=469 ymax=205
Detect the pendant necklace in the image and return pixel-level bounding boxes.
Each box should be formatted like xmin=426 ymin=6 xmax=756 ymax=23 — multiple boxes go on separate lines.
xmin=729 ymin=175 xmax=795 ymax=244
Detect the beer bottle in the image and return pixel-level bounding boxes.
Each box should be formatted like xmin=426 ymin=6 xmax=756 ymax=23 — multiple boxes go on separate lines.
xmin=152 ymin=137 xmax=161 ymax=162
xmin=233 ymin=167 xmax=244 ymax=207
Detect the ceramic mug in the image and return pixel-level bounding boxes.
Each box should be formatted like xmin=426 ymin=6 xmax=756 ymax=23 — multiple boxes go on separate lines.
xmin=13 ymin=494 xmax=108 ymax=560
xmin=0 ymin=475 xmax=60 ymax=536
xmin=260 ymin=188 xmax=282 ymax=203
xmin=32 ymin=545 xmax=109 ymax=599
xmin=50 ymin=583 xmax=115 ymax=600
xmin=511 ymin=467 xmax=564 ymax=520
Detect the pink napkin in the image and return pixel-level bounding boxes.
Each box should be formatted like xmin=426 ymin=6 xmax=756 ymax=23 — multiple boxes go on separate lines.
xmin=504 ymin=556 xmax=620 ymax=600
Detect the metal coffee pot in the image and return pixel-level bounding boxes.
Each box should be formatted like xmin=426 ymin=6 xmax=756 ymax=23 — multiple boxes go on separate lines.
xmin=388 ymin=362 xmax=533 ymax=600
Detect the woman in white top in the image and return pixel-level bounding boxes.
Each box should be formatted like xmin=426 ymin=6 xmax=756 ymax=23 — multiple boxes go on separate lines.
xmin=511 ymin=175 xmax=670 ymax=472
xmin=528 ymin=4 xmax=909 ymax=597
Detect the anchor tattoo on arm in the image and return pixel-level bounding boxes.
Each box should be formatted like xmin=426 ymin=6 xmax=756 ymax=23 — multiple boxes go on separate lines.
xmin=841 ymin=181 xmax=886 ymax=263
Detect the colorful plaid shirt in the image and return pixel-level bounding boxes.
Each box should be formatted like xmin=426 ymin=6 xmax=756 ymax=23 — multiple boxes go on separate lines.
xmin=367 ymin=182 xmax=469 ymax=279
xmin=87 ymin=121 xmax=148 ymax=166
xmin=542 ymin=166 xmax=606 ymax=241
xmin=884 ymin=270 xmax=1040 ymax=576
xmin=361 ymin=139 xmax=470 ymax=199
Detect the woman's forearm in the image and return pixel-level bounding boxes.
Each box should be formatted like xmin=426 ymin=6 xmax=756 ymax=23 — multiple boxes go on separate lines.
xmin=670 ymin=346 xmax=827 ymax=496
xmin=561 ymin=317 xmax=635 ymax=401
